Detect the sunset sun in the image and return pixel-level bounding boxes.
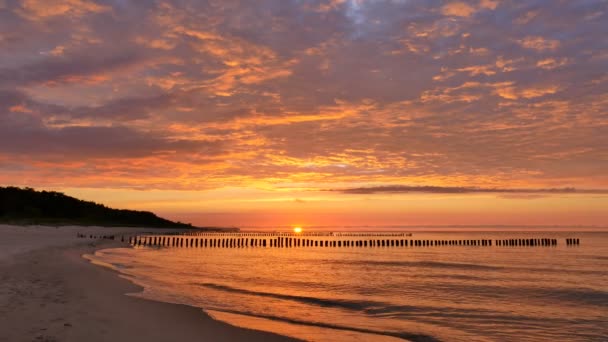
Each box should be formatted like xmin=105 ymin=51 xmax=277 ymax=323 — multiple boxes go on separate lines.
xmin=293 ymin=227 xmax=303 ymax=234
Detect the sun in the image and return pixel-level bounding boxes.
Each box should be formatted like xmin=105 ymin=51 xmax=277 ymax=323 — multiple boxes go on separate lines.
xmin=293 ymin=227 xmax=302 ymax=234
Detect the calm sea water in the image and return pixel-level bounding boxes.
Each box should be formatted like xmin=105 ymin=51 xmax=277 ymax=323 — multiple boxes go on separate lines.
xmin=90 ymin=231 xmax=608 ymax=341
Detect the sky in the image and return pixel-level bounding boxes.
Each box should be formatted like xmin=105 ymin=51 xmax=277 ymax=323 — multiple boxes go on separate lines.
xmin=0 ymin=0 xmax=607 ymax=228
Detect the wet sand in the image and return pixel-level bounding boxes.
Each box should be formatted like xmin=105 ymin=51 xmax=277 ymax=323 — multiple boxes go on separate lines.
xmin=0 ymin=225 xmax=298 ymax=342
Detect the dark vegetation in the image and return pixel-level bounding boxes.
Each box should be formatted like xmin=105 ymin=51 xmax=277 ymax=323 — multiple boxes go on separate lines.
xmin=0 ymin=186 xmax=194 ymax=228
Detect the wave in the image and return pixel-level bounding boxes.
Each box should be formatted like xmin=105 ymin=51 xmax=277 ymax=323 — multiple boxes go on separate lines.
xmin=194 ymin=282 xmax=387 ymax=310
xmin=330 ymin=259 xmax=606 ymax=276
xmin=109 ymin=262 xmax=133 ymax=270
xmin=525 ymin=287 xmax=608 ymax=307
xmin=339 ymin=260 xmax=502 ymax=271
xmin=208 ymin=307 xmax=442 ymax=342
xmin=196 ymin=282 xmax=608 ymax=329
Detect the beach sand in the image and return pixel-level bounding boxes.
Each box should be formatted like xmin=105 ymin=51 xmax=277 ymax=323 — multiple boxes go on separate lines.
xmin=0 ymin=225 xmax=298 ymax=342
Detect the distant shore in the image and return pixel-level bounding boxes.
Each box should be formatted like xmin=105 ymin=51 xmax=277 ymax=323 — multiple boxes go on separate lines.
xmin=0 ymin=225 xmax=296 ymax=342
xmin=0 ymin=221 xmax=239 ymax=231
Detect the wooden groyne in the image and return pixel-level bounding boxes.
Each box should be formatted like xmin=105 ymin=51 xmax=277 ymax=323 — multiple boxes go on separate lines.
xmin=178 ymin=232 xmax=409 ymax=237
xmin=565 ymin=238 xmax=580 ymax=245
xmin=76 ymin=233 xmax=116 ymax=240
xmin=74 ymin=232 xmax=583 ymax=249
xmin=114 ymin=234 xmax=579 ymax=249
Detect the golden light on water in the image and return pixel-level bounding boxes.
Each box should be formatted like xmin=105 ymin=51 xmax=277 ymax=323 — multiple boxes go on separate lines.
xmin=293 ymin=227 xmax=302 ymax=234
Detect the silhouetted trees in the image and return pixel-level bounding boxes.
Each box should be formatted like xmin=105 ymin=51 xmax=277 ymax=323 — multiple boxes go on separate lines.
xmin=0 ymin=186 xmax=193 ymax=228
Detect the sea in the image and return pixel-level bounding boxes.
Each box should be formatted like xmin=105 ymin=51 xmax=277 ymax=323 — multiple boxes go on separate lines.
xmin=88 ymin=230 xmax=608 ymax=342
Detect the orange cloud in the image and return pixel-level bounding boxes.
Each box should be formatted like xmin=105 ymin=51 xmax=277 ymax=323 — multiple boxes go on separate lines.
xmin=441 ymin=1 xmax=499 ymax=17
xmin=421 ymin=82 xmax=484 ymax=103
xmin=495 ymin=56 xmax=524 ymax=72
xmin=518 ymin=36 xmax=561 ymax=51
xmin=9 ymin=104 xmax=33 ymax=113
xmin=479 ymin=0 xmax=500 ymax=10
xmin=311 ymin=0 xmax=346 ymax=13
xmin=456 ymin=65 xmax=496 ymax=76
xmin=442 ymin=2 xmax=476 ymax=17
xmin=17 ymin=0 xmax=109 ymax=20
xmin=169 ymin=27 xmax=296 ymax=96
xmin=49 ymin=45 xmax=66 ymax=56
xmin=494 ymin=84 xmax=560 ymax=100
xmin=134 ymin=36 xmax=177 ymax=50
xmin=536 ymin=58 xmax=569 ymax=70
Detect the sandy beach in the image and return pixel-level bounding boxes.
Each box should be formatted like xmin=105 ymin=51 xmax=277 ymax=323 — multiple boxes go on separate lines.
xmin=0 ymin=225 xmax=298 ymax=342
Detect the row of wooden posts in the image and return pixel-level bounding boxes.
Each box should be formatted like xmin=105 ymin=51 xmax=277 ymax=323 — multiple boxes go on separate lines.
xmin=76 ymin=233 xmax=116 ymax=240
xmin=566 ymin=238 xmax=581 ymax=245
xmin=181 ymin=232 xmax=408 ymax=237
xmin=123 ymin=236 xmax=579 ymax=248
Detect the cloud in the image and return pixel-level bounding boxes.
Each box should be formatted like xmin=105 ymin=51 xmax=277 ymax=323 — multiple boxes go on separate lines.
xmin=69 ymin=93 xmax=177 ymax=121
xmin=493 ymin=84 xmax=560 ymax=100
xmin=479 ymin=0 xmax=499 ymax=10
xmin=0 ymin=0 xmax=606 ymax=192
xmin=517 ymin=36 xmax=561 ymax=51
xmin=0 ymin=51 xmax=144 ymax=87
xmin=536 ymin=58 xmax=569 ymax=70
xmin=16 ymin=0 xmax=110 ymax=20
xmin=0 ymin=107 xmax=224 ymax=159
xmin=0 ymin=125 xmax=221 ymax=159
xmin=441 ymin=0 xmax=500 ymax=17
xmin=333 ymin=185 xmax=608 ymax=195
xmin=442 ymin=2 xmax=476 ymax=17
xmin=312 ymin=0 xmax=347 ymax=13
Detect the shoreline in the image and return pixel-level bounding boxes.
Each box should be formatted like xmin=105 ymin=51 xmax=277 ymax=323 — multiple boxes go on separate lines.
xmin=0 ymin=225 xmax=298 ymax=342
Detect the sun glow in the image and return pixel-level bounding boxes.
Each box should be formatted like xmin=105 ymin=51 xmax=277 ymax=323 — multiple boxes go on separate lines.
xmin=293 ymin=227 xmax=303 ymax=234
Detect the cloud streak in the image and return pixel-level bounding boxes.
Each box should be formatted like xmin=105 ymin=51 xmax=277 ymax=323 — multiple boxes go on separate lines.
xmin=333 ymin=185 xmax=608 ymax=195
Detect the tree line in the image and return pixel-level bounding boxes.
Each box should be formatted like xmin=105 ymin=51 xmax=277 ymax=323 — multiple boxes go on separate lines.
xmin=0 ymin=186 xmax=193 ymax=228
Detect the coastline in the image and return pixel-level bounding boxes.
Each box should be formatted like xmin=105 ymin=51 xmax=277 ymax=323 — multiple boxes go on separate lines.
xmin=0 ymin=225 xmax=298 ymax=342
